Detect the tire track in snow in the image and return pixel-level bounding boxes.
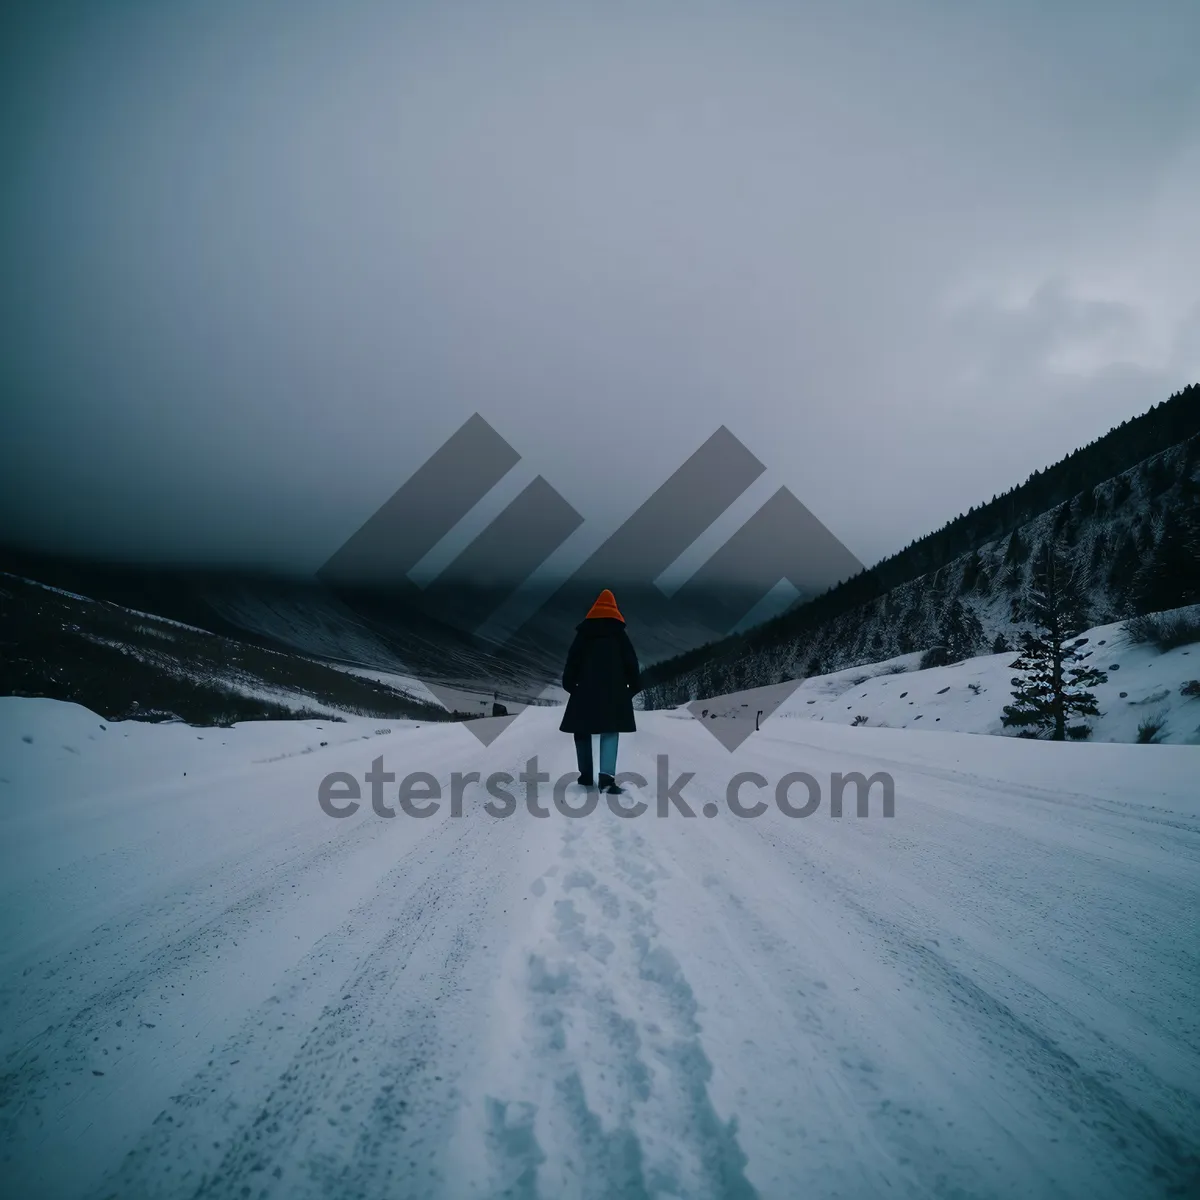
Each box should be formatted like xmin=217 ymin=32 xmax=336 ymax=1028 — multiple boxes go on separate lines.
xmin=0 ymin=806 xmax=398 ymax=1158
xmin=89 ymin=812 xmax=511 ymax=1199
xmin=0 ymin=728 xmax=511 ymax=1189
xmin=693 ymin=801 xmax=1200 ymax=1199
xmin=833 ymin=886 xmax=1200 ymax=1198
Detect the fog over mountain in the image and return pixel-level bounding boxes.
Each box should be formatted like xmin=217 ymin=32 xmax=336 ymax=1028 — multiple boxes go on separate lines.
xmin=3 ymin=0 xmax=1200 ymax=578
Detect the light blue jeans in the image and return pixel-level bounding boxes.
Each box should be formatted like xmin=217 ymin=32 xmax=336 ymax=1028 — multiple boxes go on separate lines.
xmin=574 ymin=732 xmax=618 ymax=778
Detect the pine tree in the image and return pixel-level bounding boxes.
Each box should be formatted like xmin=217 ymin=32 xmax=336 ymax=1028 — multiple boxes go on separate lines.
xmin=1112 ymin=474 xmax=1132 ymax=509
xmin=1142 ymin=456 xmax=1173 ymax=498
xmin=1002 ymin=545 xmax=1108 ymax=739
xmin=1187 ymin=434 xmax=1200 ymax=474
xmin=924 ymin=597 xmax=984 ymax=666
xmin=1130 ymin=493 xmax=1200 ymax=614
xmin=1134 ymin=512 xmax=1156 ymax=552
xmin=1053 ymin=501 xmax=1074 ymax=543
xmin=1107 ymin=528 xmax=1142 ymax=596
xmin=960 ymin=549 xmax=983 ymax=593
xmin=944 ymin=597 xmax=983 ymax=661
xmin=1123 ymin=468 xmax=1200 ymax=614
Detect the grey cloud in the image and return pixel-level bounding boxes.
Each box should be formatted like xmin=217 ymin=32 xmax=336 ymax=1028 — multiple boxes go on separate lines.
xmin=949 ymin=282 xmax=1142 ymax=382
xmin=1 ymin=0 xmax=1198 ymax=573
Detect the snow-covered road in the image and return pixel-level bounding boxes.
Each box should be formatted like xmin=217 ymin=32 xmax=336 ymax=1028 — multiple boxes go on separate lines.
xmin=1 ymin=699 xmax=1197 ymax=1198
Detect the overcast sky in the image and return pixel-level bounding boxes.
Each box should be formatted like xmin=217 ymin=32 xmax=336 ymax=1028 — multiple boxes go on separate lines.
xmin=3 ymin=0 xmax=1198 ymax=578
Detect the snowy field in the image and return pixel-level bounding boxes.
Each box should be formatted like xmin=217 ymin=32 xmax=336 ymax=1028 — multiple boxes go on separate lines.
xmin=1 ymin=697 xmax=1198 ymax=1198
xmin=693 ymin=617 xmax=1200 ymax=746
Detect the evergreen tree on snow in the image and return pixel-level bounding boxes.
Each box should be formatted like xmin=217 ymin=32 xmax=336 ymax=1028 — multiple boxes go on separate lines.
xmin=1002 ymin=545 xmax=1108 ymax=740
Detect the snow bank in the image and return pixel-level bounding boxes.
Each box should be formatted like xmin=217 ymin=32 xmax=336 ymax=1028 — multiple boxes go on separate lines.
xmin=688 ymin=617 xmax=1200 ymax=744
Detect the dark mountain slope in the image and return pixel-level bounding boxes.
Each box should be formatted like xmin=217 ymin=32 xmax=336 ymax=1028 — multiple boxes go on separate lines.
xmin=642 ymin=383 xmax=1200 ymax=706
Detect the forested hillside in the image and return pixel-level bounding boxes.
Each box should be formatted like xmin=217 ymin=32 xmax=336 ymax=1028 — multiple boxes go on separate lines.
xmin=642 ymin=384 xmax=1200 ymax=706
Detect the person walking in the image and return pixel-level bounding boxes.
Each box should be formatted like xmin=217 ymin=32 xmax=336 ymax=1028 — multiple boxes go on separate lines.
xmin=559 ymin=589 xmax=641 ymax=794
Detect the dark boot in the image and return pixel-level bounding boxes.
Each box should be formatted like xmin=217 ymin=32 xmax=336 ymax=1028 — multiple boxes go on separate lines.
xmin=598 ymin=773 xmax=623 ymax=795
xmin=577 ymin=772 xmax=595 ymax=788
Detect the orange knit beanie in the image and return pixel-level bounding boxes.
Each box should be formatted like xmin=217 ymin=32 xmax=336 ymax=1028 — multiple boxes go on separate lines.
xmin=584 ymin=589 xmax=624 ymax=622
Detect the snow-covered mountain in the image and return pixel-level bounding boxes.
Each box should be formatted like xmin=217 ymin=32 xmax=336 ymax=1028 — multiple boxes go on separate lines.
xmin=643 ymin=385 xmax=1200 ymax=709
xmin=670 ymin=610 xmax=1200 ymax=746
xmin=4 ymin=387 xmax=1198 ymax=728
xmin=0 ymin=572 xmax=452 ymax=726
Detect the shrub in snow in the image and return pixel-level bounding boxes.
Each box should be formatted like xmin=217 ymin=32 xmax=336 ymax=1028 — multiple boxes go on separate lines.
xmin=1136 ymin=713 xmax=1168 ymax=744
xmin=1123 ymin=607 xmax=1200 ymax=652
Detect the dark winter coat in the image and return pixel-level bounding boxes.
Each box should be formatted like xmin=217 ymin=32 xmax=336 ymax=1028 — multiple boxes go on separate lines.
xmin=559 ymin=617 xmax=641 ymax=734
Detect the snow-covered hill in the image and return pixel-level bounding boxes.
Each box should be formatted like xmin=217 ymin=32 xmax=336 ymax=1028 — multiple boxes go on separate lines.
xmin=1 ymin=697 xmax=1197 ymax=1197
xmin=682 ymin=612 xmax=1200 ymax=745
xmin=0 ymin=573 xmax=455 ymax=727
xmin=643 ymin=417 xmax=1200 ymax=708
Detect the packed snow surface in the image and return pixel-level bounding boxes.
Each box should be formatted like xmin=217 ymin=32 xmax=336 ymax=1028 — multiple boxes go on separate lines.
xmin=1 ymin=697 xmax=1197 ymax=1198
